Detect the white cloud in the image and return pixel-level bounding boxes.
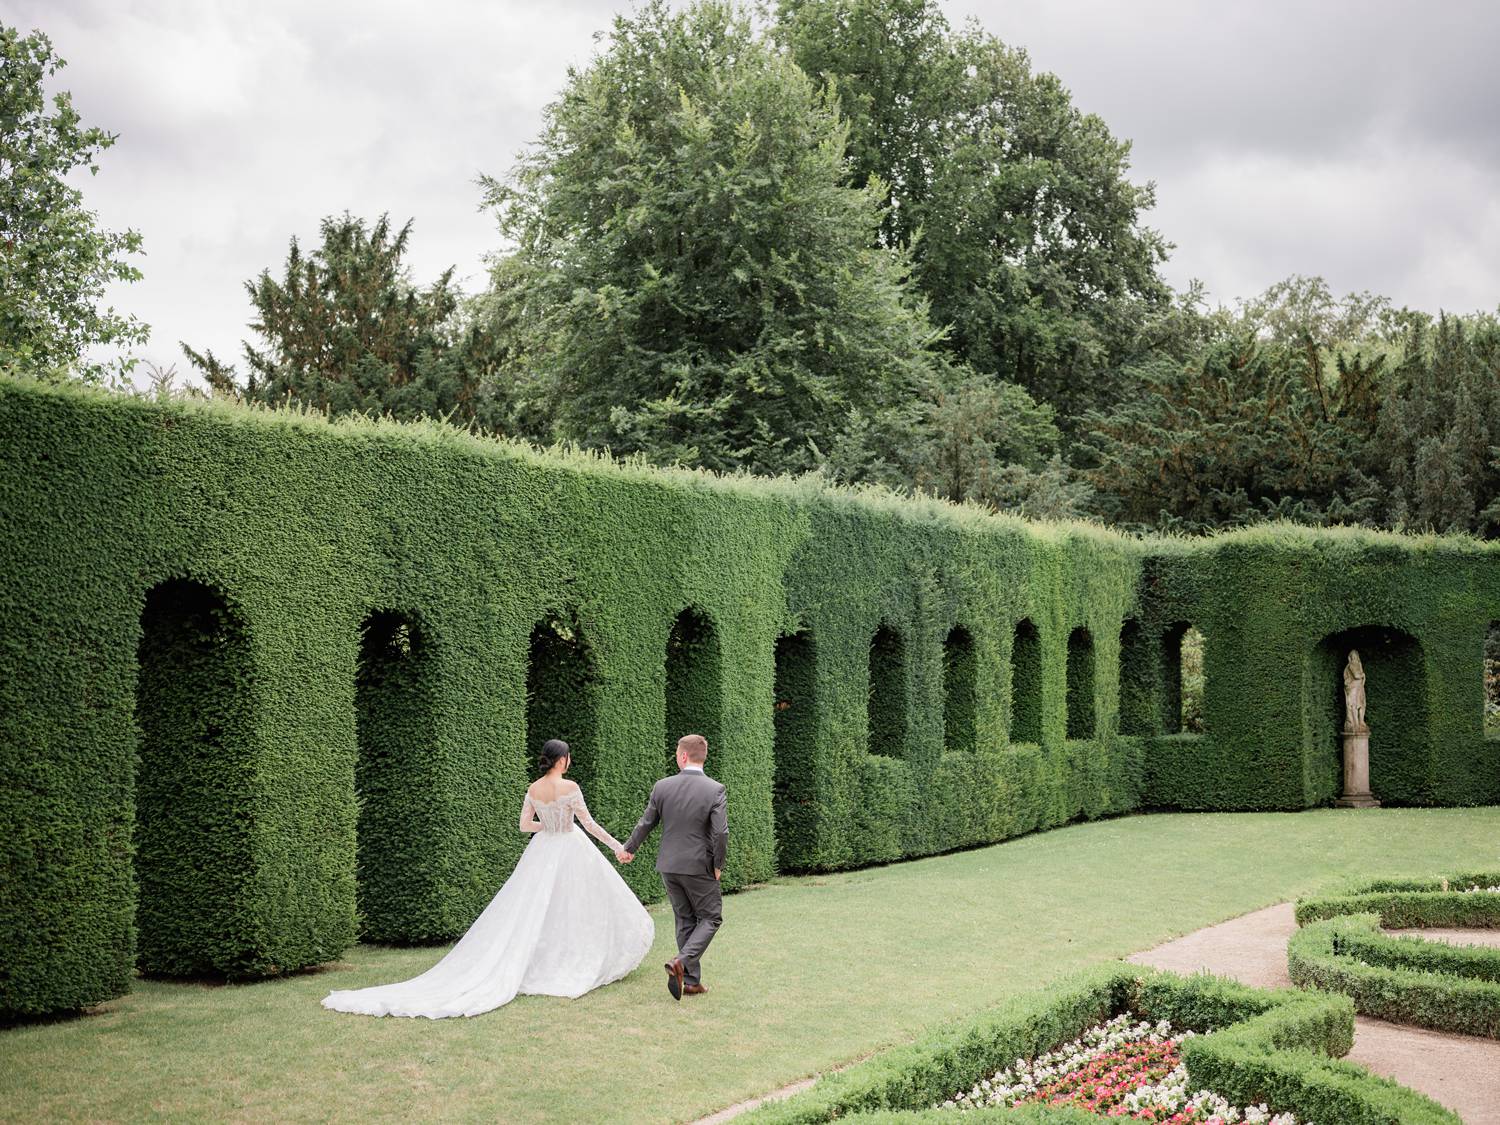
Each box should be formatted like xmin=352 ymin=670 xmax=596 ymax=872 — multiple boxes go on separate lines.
xmin=13 ymin=0 xmax=1500 ymax=380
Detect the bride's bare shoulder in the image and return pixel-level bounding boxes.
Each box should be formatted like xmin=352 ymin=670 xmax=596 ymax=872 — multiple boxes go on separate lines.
xmin=527 ymin=778 xmax=581 ymax=803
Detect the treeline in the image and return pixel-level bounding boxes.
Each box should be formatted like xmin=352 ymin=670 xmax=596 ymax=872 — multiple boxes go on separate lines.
xmin=7 ymin=3 xmax=1499 ymax=536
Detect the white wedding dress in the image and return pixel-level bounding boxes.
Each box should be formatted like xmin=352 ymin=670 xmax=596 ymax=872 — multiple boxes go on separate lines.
xmin=322 ymin=787 xmax=654 ymax=1018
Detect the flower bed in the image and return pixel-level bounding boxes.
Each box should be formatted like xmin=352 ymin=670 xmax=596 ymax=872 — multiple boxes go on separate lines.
xmin=941 ymin=1014 xmax=1301 ymax=1123
xmin=743 ymin=965 xmax=1459 ymax=1125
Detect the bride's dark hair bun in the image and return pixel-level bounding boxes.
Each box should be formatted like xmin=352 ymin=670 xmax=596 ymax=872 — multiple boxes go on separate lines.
xmin=539 ymin=739 xmax=571 ymax=772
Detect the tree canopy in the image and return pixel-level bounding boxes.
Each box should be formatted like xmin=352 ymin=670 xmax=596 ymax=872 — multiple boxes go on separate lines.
xmin=775 ymin=0 xmax=1171 ymax=425
xmin=184 ymin=213 xmax=503 ymax=429
xmin=0 ymin=24 xmax=146 ymax=382
xmin=479 ymin=0 xmax=953 ymax=476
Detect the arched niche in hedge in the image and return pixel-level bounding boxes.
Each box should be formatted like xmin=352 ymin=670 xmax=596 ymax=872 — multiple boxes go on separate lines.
xmin=1066 ymin=626 xmax=1096 ymax=739
xmin=1160 ymin=622 xmax=1188 ymax=734
xmin=772 ymin=630 xmax=818 ymax=860
xmin=1118 ymin=619 xmax=1153 ymax=736
xmin=1485 ymin=620 xmax=1500 ymax=739
xmin=665 ymin=606 xmax=723 ymax=767
xmin=355 ymin=610 xmax=441 ymax=943
xmin=1010 ymin=618 xmax=1042 ymax=744
xmin=1180 ymin=626 xmax=1206 ymax=733
xmin=134 ymin=578 xmax=255 ymax=976
xmin=526 ymin=612 xmax=601 ymax=797
xmin=942 ymin=625 xmax=977 ymax=753
xmin=867 ymin=623 xmax=907 ymax=759
xmin=1310 ymin=625 xmax=1429 ymax=804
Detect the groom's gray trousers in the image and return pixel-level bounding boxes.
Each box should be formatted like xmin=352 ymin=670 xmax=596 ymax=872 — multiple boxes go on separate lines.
xmin=661 ymin=872 xmax=722 ymax=985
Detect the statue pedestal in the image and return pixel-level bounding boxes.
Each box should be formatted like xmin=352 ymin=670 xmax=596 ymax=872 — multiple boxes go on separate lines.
xmin=1335 ymin=729 xmax=1380 ymax=808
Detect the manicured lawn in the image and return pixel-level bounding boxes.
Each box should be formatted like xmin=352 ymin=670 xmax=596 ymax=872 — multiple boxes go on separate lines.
xmin=3 ymin=807 xmax=1497 ymax=1123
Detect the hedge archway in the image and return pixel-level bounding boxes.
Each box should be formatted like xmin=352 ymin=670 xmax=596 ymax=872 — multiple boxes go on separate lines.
xmin=1010 ymin=618 xmax=1042 ymax=744
xmin=1310 ymin=625 xmax=1429 ymax=804
xmin=354 ymin=610 xmax=443 ymax=943
xmin=868 ymin=624 xmax=907 ymax=759
xmin=773 ymin=630 xmax=818 ymax=865
xmin=135 ymin=578 xmax=254 ymax=976
xmin=942 ymin=625 xmax=977 ymax=753
xmin=1118 ymin=619 xmax=1153 ymax=736
xmin=1066 ymin=626 xmax=1096 ymax=739
xmin=666 ymin=607 xmax=723 ymax=768
xmin=526 ymin=612 xmax=601 ymax=797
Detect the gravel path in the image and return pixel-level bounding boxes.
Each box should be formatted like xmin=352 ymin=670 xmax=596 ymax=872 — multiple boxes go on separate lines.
xmin=1128 ymin=902 xmax=1500 ymax=1124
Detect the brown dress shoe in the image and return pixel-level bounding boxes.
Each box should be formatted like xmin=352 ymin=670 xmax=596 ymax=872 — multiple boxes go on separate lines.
xmin=683 ymin=983 xmax=708 ymax=996
xmin=664 ymin=958 xmax=684 ymax=1001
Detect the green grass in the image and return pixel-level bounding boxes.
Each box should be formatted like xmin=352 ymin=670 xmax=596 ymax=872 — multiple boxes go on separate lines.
xmin=3 ymin=808 xmax=1497 ymax=1123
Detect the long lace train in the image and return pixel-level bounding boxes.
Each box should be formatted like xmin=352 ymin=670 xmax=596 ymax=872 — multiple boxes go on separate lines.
xmin=322 ymin=793 xmax=653 ymax=1018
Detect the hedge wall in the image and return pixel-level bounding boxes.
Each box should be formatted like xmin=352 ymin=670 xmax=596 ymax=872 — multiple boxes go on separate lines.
xmin=741 ymin=966 xmax=1459 ymax=1125
xmin=2 ymin=378 xmax=1499 ymax=1017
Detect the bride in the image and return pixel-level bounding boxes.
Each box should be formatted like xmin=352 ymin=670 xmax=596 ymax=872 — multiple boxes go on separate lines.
xmin=322 ymin=739 xmax=653 ymax=1018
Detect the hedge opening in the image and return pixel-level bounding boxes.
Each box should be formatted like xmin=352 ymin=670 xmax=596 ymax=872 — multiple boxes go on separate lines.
xmin=526 ymin=612 xmax=600 ymax=797
xmin=1066 ymin=627 xmax=1095 ymax=739
xmin=1159 ymin=622 xmax=1188 ymax=735
xmin=1118 ymin=619 xmax=1152 ymax=737
xmin=1010 ymin=618 xmax=1042 ymax=744
xmin=1486 ymin=621 xmax=1500 ymax=739
xmin=942 ymin=625 xmax=977 ymax=753
xmin=134 ymin=579 xmax=254 ymax=977
xmin=868 ymin=624 xmax=908 ymax=759
xmin=1180 ymin=626 xmax=1205 ymax=734
xmin=1311 ymin=625 xmax=1428 ymax=804
xmin=666 ymin=606 xmax=723 ymax=767
xmin=355 ymin=610 xmax=442 ymax=943
xmin=773 ymin=631 xmax=818 ymax=863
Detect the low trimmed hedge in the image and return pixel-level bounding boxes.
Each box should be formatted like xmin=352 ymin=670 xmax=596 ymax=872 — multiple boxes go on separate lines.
xmin=742 ymin=966 xmax=1457 ymax=1124
xmin=1295 ymin=873 xmax=1500 ymax=928
xmin=1289 ymin=913 xmax=1500 ymax=1039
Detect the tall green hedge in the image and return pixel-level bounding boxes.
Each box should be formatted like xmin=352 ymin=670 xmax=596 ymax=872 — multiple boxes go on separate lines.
xmin=1 ymin=378 xmax=1498 ymax=1017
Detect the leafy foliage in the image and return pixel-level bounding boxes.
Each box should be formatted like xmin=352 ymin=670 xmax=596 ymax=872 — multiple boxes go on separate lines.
xmin=1082 ymin=334 xmax=1385 ymax=533
xmin=184 ymin=213 xmax=504 ymax=429
xmin=0 ymin=24 xmax=146 ymax=382
xmin=482 ymin=0 xmax=946 ymax=476
xmin=1370 ymin=315 xmax=1500 ymax=535
xmin=775 ymin=0 xmax=1171 ymax=424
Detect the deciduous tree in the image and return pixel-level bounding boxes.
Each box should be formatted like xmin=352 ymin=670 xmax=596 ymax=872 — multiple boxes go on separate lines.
xmin=0 ymin=24 xmax=146 ymax=382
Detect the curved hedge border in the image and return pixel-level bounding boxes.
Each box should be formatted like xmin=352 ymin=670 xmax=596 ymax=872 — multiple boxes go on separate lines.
xmin=1289 ymin=913 xmax=1500 ymax=1038
xmin=1295 ymin=873 xmax=1500 ymax=928
xmin=740 ymin=965 xmax=1458 ymax=1124
xmin=3 ymin=377 xmax=1500 ymax=1017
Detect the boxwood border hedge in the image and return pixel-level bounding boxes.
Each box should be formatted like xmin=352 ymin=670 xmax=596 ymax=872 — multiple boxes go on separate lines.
xmin=739 ymin=966 xmax=1459 ymax=1125
xmin=1289 ymin=913 xmax=1500 ymax=1038
xmin=1295 ymin=873 xmax=1500 ymax=928
xmin=2 ymin=378 xmax=1499 ymax=1017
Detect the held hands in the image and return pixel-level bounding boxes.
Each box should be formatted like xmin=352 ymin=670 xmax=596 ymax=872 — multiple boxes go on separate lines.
xmin=615 ymin=850 xmax=634 ymax=864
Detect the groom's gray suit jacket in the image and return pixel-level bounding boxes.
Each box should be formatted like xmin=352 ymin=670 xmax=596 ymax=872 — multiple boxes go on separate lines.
xmin=623 ymin=769 xmax=728 ymax=874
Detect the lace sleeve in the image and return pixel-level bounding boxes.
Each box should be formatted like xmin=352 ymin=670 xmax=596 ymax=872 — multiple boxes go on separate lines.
xmin=519 ymin=794 xmax=542 ymax=834
xmin=571 ymin=791 xmax=623 ymax=852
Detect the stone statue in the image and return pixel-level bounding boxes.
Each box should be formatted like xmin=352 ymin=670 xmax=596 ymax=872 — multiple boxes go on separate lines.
xmin=1343 ymin=650 xmax=1368 ymax=734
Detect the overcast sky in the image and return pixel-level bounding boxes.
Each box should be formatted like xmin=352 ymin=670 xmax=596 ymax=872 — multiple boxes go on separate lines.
xmin=19 ymin=0 xmax=1500 ymax=377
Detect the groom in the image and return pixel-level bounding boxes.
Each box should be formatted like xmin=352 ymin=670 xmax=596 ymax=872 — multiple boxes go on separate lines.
xmin=618 ymin=733 xmax=728 ymax=1001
